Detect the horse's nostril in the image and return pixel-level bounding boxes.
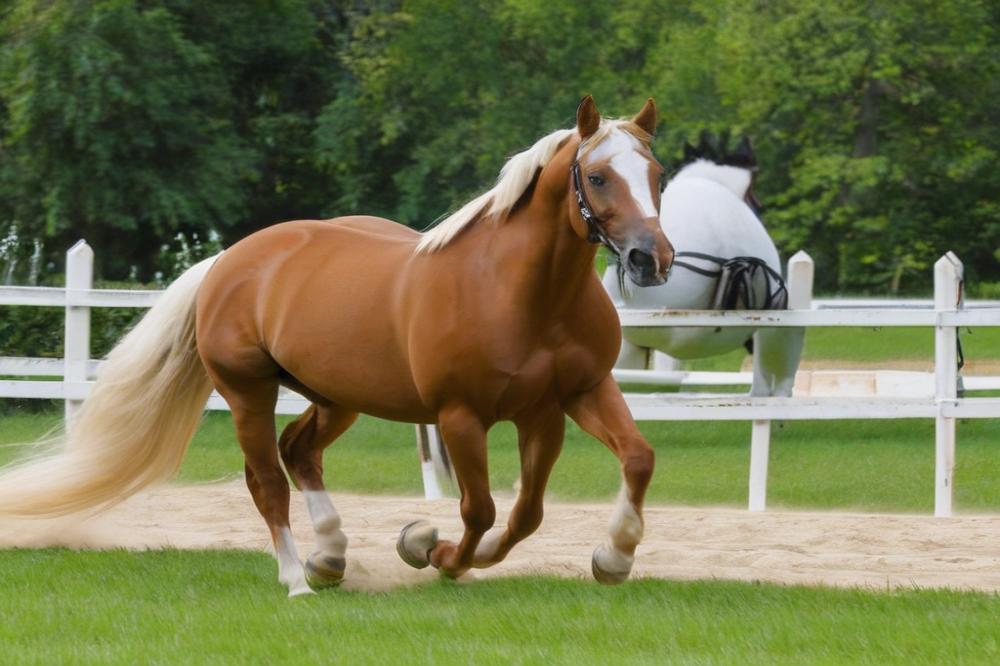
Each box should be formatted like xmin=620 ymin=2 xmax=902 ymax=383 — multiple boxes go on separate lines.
xmin=627 ymin=248 xmax=656 ymax=274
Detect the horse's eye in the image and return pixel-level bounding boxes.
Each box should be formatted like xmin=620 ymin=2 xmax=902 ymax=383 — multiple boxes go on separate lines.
xmin=588 ymin=174 xmax=605 ymax=186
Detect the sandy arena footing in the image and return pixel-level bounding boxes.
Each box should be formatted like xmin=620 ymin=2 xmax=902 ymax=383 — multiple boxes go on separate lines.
xmin=2 ymin=480 xmax=998 ymax=593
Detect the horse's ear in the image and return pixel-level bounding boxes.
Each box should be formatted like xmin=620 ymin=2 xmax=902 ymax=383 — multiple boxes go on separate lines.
xmin=576 ymin=95 xmax=601 ymax=139
xmin=683 ymin=141 xmax=698 ymax=162
xmin=732 ymin=135 xmax=756 ymax=167
xmin=632 ymin=98 xmax=657 ymax=136
xmin=718 ymin=130 xmax=731 ymax=157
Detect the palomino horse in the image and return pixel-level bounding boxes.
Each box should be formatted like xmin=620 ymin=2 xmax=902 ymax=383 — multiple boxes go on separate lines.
xmin=0 ymin=97 xmax=673 ymax=596
xmin=603 ymin=133 xmax=804 ymax=397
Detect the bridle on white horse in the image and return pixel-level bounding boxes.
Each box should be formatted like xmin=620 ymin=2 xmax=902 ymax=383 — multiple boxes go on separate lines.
xmin=615 ymin=248 xmax=788 ymax=311
xmin=672 ymin=251 xmax=788 ymax=310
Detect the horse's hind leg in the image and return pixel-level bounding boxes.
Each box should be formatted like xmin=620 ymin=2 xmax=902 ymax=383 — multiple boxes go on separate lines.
xmin=278 ymin=404 xmax=358 ymax=589
xmin=214 ymin=373 xmax=312 ymax=597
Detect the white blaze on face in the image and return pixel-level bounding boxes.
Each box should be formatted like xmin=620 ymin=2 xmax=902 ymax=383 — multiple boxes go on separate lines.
xmin=588 ymin=128 xmax=658 ymax=218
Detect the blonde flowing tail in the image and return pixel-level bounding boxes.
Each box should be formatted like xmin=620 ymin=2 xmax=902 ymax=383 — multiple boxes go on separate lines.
xmin=0 ymin=256 xmax=219 ymax=518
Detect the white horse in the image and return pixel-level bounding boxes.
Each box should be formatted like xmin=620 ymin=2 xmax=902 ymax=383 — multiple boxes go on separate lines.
xmin=603 ymin=133 xmax=804 ymax=397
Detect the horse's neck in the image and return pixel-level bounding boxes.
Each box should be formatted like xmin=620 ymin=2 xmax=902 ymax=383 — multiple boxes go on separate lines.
xmin=674 ymin=160 xmax=751 ymax=198
xmin=476 ymin=183 xmax=597 ymax=314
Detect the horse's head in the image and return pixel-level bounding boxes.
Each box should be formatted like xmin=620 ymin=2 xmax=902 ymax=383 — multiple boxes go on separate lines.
xmin=679 ymin=131 xmax=762 ymax=213
xmin=571 ymin=96 xmax=673 ymax=287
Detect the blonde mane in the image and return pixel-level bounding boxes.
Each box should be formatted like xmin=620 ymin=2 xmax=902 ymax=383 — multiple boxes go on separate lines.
xmin=415 ymin=127 xmax=573 ymax=252
xmin=415 ymin=119 xmax=651 ymax=253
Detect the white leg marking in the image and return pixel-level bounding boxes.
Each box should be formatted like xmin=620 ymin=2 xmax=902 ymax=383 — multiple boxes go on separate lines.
xmin=596 ymin=485 xmax=643 ymax=575
xmin=472 ymin=528 xmax=504 ymax=563
xmin=275 ymin=526 xmax=312 ymax=597
xmin=303 ymin=489 xmax=348 ymax=558
xmin=608 ymin=486 xmax=644 ymax=551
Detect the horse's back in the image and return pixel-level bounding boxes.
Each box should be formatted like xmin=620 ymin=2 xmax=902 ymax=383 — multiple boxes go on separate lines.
xmin=662 ymin=177 xmax=779 ymax=274
xmin=235 ymin=216 xmax=421 ymax=249
xmin=196 ymin=217 xmax=434 ymax=421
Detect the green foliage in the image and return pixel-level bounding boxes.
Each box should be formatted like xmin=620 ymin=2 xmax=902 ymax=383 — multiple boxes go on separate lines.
xmin=0 ymin=0 xmax=343 ymax=279
xmin=153 ymin=228 xmax=225 ymax=284
xmin=0 ymin=301 xmax=143 ymax=362
xmin=653 ymin=0 xmax=1000 ymax=292
xmin=0 ymin=0 xmax=251 ymax=278
xmin=317 ymin=0 xmax=682 ymax=225
xmin=0 ymin=0 xmax=997 ymax=291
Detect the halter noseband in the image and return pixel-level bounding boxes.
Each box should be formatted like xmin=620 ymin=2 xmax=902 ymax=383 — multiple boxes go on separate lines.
xmin=571 ymin=161 xmax=622 ymax=258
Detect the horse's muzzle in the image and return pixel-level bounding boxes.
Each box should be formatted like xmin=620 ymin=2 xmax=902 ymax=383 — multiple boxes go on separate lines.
xmin=623 ymin=241 xmax=673 ymax=287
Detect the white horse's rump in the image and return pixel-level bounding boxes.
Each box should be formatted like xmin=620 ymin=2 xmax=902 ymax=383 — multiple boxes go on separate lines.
xmin=604 ymin=135 xmax=804 ymax=396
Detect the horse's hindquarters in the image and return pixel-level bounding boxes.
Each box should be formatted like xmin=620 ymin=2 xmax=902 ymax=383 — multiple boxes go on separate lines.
xmin=196 ymin=218 xmax=432 ymax=422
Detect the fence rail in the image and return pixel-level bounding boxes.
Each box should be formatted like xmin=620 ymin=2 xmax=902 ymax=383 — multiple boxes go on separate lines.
xmin=2 ymin=243 xmax=999 ymax=516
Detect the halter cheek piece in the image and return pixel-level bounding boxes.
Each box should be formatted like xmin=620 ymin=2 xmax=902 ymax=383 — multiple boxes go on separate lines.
xmin=571 ymin=161 xmax=623 ymax=259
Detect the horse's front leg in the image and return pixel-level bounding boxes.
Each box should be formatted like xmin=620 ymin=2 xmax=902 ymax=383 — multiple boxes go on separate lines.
xmin=397 ymin=405 xmax=494 ymax=579
xmin=565 ymin=375 xmax=654 ymax=584
xmin=471 ymin=402 xmax=564 ymax=568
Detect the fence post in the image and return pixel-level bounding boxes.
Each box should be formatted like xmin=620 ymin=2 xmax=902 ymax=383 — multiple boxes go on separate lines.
xmin=748 ymin=250 xmax=813 ymax=512
xmin=64 ymin=240 xmax=93 ymax=424
xmin=786 ymin=251 xmax=815 ymax=312
xmin=747 ymin=419 xmax=771 ymax=511
xmin=416 ymin=424 xmax=455 ymax=499
xmin=934 ymin=252 xmax=962 ymax=518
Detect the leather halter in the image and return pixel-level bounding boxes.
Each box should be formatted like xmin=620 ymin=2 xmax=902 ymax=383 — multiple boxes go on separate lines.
xmin=571 ymin=161 xmax=622 ymax=258
xmin=671 ymin=251 xmax=788 ymax=309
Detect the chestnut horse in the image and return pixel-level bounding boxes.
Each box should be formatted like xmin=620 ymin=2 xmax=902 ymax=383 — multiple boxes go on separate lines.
xmin=0 ymin=96 xmax=673 ymax=596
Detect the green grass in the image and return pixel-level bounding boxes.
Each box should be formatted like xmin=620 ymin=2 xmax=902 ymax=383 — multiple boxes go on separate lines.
xmin=0 ymin=549 xmax=997 ymax=665
xmin=2 ymin=411 xmax=998 ymax=513
xmin=684 ymin=326 xmax=1000 ymax=371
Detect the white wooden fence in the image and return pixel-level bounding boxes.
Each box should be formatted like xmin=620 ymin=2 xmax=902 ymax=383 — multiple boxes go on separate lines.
xmin=2 ymin=242 xmax=999 ymax=516
xmin=615 ymin=251 xmax=1000 ymax=517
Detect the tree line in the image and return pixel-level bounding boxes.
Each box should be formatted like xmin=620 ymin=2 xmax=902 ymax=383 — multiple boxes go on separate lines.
xmin=1 ymin=0 xmax=997 ymax=293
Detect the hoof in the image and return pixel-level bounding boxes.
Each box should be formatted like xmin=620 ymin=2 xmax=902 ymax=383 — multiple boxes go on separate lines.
xmin=288 ymin=584 xmax=316 ymax=598
xmin=305 ymin=553 xmax=346 ymax=590
xmin=591 ymin=544 xmax=632 ymax=585
xmin=397 ymin=520 xmax=438 ymax=570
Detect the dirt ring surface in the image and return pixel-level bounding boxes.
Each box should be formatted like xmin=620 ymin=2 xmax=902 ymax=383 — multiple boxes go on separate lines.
xmin=4 ymin=480 xmax=998 ymax=593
